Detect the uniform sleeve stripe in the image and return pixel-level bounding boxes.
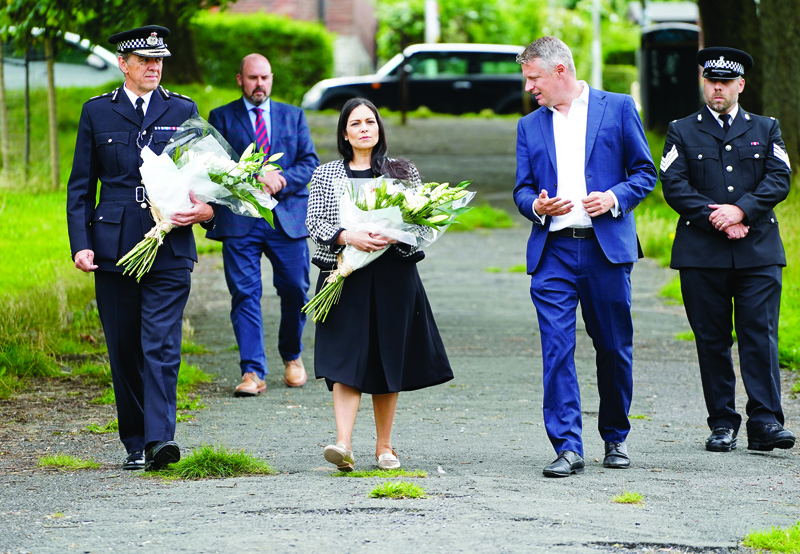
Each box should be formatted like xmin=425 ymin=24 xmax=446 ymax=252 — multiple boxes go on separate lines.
xmin=773 ymin=143 xmax=791 ymax=169
xmin=660 ymin=144 xmax=679 ymax=172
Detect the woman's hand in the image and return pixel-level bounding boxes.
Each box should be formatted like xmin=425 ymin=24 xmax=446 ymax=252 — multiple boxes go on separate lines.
xmin=338 ymin=230 xmax=397 ymax=252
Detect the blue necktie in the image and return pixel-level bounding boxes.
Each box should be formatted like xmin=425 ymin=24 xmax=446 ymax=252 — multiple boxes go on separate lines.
xmin=253 ymin=107 xmax=270 ymax=154
xmin=135 ymin=97 xmax=145 ymax=125
xmin=722 ymin=114 xmax=731 ymax=134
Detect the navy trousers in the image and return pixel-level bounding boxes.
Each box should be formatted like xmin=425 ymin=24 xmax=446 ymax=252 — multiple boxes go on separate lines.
xmin=530 ymin=235 xmax=633 ymax=457
xmin=679 ymin=265 xmax=783 ymax=434
xmin=221 ymin=217 xmax=310 ymax=379
xmin=94 ymin=268 xmax=190 ymax=453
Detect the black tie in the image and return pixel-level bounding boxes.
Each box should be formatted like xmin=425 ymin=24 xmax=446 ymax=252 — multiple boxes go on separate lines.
xmin=722 ymin=114 xmax=731 ymax=133
xmin=135 ymin=97 xmax=145 ymax=124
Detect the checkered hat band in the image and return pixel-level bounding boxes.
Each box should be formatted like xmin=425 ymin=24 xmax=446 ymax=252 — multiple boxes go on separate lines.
xmin=117 ymin=37 xmax=165 ymax=52
xmin=704 ymin=59 xmax=744 ymax=74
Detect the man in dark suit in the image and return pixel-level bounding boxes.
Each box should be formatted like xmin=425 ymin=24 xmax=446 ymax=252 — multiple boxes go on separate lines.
xmin=207 ymin=54 xmax=319 ymax=397
xmin=660 ymin=47 xmax=794 ymax=453
xmin=514 ymin=36 xmax=656 ymax=477
xmin=66 ymin=26 xmax=214 ymax=471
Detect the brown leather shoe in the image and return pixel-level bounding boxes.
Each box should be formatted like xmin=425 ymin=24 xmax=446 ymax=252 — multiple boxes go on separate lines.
xmin=233 ymin=372 xmax=266 ymax=397
xmin=283 ymin=357 xmax=307 ymax=387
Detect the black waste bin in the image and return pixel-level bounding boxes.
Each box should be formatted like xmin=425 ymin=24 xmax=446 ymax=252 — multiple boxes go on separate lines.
xmin=640 ymin=23 xmax=702 ymax=131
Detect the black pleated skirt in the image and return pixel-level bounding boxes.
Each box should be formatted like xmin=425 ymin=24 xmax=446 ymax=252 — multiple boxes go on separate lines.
xmin=313 ymin=252 xmax=453 ymax=394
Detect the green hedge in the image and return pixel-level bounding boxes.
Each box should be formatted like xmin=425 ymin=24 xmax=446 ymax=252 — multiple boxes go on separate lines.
xmin=192 ymin=11 xmax=334 ymax=105
xmin=602 ymin=64 xmax=638 ymax=95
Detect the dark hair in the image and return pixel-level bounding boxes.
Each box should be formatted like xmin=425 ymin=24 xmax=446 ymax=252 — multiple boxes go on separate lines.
xmin=336 ymin=97 xmax=415 ymax=180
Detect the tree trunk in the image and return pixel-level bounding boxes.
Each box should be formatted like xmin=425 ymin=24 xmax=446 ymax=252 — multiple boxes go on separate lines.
xmin=0 ymin=46 xmax=10 ymax=175
xmin=697 ymin=0 xmax=763 ymax=114
xmin=44 ymin=36 xmax=60 ymax=190
xmin=760 ymin=0 xmax=800 ymax=167
xmin=159 ymin=10 xmax=204 ymax=84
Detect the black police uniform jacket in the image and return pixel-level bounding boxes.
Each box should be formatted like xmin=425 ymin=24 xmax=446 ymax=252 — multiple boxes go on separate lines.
xmin=67 ymin=85 xmax=202 ymax=272
xmin=660 ymin=107 xmax=791 ymax=269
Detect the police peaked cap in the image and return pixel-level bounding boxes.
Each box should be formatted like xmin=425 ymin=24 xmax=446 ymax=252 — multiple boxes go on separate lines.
xmin=697 ymin=47 xmax=753 ymax=80
xmin=109 ymin=25 xmax=171 ymax=58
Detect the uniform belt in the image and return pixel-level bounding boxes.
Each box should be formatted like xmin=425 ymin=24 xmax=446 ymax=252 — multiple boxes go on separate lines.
xmin=99 ymin=186 xmax=147 ymax=203
xmin=551 ymin=227 xmax=595 ymax=239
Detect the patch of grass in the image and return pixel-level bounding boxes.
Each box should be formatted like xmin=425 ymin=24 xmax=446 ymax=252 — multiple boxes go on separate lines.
xmin=193 ymin=226 xmax=223 ymax=255
xmin=90 ymin=386 xmax=115 ymax=405
xmin=85 ymin=418 xmax=118 ymax=434
xmin=628 ymin=414 xmax=651 ymax=420
xmin=449 ymin=204 xmax=514 ymax=232
xmin=484 ymin=266 xmax=503 ymax=273
xmin=675 ymin=331 xmax=695 ymax=342
xmin=38 ymin=454 xmax=100 ymax=470
xmin=176 ymin=393 xmax=206 ymax=411
xmin=181 ymin=341 xmax=211 ymax=355
xmin=659 ymin=276 xmax=683 ymax=305
xmin=176 ymin=413 xmax=196 ymax=423
xmin=507 ymin=264 xmax=528 ymax=273
xmin=223 ymin=344 xmax=240 ymax=352
xmin=612 ymin=491 xmax=644 ymax=504
xmin=177 ymin=362 xmax=214 ymax=393
xmin=70 ymin=362 xmax=112 ymax=386
xmin=148 ymin=445 xmax=277 ymax=479
xmin=743 ymin=521 xmax=800 ymax=553
xmin=369 ymin=481 xmax=427 ymax=499
xmin=332 ymin=469 xmax=427 ymax=478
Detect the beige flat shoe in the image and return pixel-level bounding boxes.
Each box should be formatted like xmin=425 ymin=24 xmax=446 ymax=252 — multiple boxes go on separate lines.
xmin=376 ymin=449 xmax=401 ymax=470
xmin=324 ymin=443 xmax=354 ymax=472
xmin=283 ymin=357 xmax=307 ymax=387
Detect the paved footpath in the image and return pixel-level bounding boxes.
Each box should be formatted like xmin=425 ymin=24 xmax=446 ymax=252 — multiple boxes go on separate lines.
xmin=2 ymin=116 xmax=798 ymax=553
xmin=2 ymin=225 xmax=798 ymax=554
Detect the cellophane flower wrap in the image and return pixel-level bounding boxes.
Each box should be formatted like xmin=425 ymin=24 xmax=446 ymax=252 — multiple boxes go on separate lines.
xmin=117 ymin=117 xmax=281 ymax=281
xmin=302 ymin=176 xmax=475 ymax=322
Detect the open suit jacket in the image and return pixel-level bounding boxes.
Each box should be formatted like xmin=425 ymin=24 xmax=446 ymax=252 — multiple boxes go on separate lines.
xmin=513 ymin=87 xmax=657 ymax=272
xmin=205 ymin=98 xmax=319 ymax=240
xmin=660 ymin=107 xmax=790 ymax=269
xmin=67 ymin=85 xmax=202 ymax=271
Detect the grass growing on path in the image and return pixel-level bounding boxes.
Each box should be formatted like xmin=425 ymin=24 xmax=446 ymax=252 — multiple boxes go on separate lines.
xmin=369 ymin=481 xmax=427 ymax=499
xmin=332 ymin=469 xmax=427 ymax=478
xmin=450 ymin=204 xmax=514 ymax=231
xmin=147 ymin=445 xmax=277 ymax=480
xmin=38 ymin=454 xmax=100 ymax=470
xmin=85 ymin=418 xmax=118 ymax=434
xmin=743 ymin=521 xmax=800 ymax=553
xmin=612 ymin=491 xmax=644 ymax=504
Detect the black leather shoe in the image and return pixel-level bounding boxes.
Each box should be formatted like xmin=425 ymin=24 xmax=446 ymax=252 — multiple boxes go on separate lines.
xmin=543 ymin=450 xmax=584 ymax=477
xmin=603 ymin=441 xmax=630 ymax=468
xmin=122 ymin=450 xmax=145 ymax=471
xmin=145 ymin=441 xmax=181 ymax=471
xmin=706 ymin=427 xmax=737 ymax=452
xmin=747 ymin=423 xmax=795 ymax=451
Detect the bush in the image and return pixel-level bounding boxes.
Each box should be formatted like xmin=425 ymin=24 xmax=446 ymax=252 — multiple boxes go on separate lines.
xmin=603 ymin=64 xmax=638 ymax=95
xmin=192 ymin=11 xmax=334 ymax=105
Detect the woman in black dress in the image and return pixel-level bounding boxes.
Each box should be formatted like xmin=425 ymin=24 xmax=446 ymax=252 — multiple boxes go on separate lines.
xmin=306 ymin=98 xmax=453 ymax=471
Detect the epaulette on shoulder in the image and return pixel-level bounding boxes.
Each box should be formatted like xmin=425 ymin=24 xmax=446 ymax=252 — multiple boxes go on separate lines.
xmin=87 ymin=89 xmax=116 ymax=103
xmin=158 ymin=85 xmax=193 ymax=102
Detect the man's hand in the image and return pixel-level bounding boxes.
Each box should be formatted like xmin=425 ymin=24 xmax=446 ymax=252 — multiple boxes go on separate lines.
xmin=74 ymin=249 xmax=98 ymax=273
xmin=533 ymin=189 xmax=573 ymax=217
xmin=257 ymin=170 xmax=287 ymax=196
xmin=582 ymin=191 xmax=615 ymax=217
xmin=171 ymin=191 xmax=214 ymax=226
xmin=725 ymin=222 xmax=749 ymax=240
xmin=709 ymin=203 xmax=745 ymax=232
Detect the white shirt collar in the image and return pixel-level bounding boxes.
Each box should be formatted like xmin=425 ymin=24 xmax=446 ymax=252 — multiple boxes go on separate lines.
xmin=122 ymin=84 xmax=154 ymax=115
xmin=707 ymin=103 xmax=739 ymax=126
xmin=244 ymin=96 xmax=271 ymax=114
xmin=548 ymin=81 xmax=590 ymax=114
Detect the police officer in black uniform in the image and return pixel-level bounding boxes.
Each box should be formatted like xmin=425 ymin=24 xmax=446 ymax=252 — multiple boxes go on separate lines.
xmin=66 ymin=26 xmax=214 ymax=471
xmin=660 ymin=47 xmax=794 ymax=453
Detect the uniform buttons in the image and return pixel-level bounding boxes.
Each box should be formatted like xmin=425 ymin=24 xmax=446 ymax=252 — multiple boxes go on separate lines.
xmin=726 ymin=166 xmax=733 ymax=172
xmin=169 ymin=138 xmax=174 ymax=142
xmin=99 ymin=216 xmax=104 ymax=220
xmin=697 ymin=154 xmax=703 ymax=159
xmin=685 ymin=221 xmax=690 ymax=226
xmin=771 ymin=217 xmax=775 ymax=223
xmin=141 ymin=180 xmax=145 ymax=184
xmin=725 ymin=145 xmax=732 ymax=151
xmin=727 ymin=186 xmax=734 ymax=192
xmin=755 ymin=153 xmax=760 ymax=158
xmin=107 ymin=138 xmax=112 ymax=143
xmin=141 ymin=203 xmax=148 ymax=209
xmin=142 ymin=130 xmax=147 ymax=135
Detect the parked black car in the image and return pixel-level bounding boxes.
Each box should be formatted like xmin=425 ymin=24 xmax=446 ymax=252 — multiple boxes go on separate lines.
xmin=301 ymin=43 xmax=527 ymax=115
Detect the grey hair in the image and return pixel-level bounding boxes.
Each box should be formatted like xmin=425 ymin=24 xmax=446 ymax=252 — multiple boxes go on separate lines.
xmin=516 ymin=36 xmax=576 ymax=76
xmin=118 ymin=52 xmax=130 ymax=63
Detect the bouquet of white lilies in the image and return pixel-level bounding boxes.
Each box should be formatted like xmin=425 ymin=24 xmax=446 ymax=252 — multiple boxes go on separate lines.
xmin=117 ymin=117 xmax=281 ymax=281
xmin=302 ymin=177 xmax=474 ymax=322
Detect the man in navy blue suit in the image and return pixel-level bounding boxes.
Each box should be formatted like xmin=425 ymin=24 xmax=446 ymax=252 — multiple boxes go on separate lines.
xmin=207 ymin=54 xmax=319 ymax=397
xmin=67 ymin=26 xmax=213 ymax=471
xmin=514 ymin=37 xmax=656 ymax=477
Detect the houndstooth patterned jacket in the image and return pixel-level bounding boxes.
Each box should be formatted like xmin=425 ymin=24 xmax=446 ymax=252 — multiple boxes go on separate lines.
xmin=306 ymin=159 xmax=425 ymax=268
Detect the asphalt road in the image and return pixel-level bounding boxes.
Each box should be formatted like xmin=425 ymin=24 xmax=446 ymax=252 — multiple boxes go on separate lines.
xmin=1 ymin=115 xmax=798 ymax=554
